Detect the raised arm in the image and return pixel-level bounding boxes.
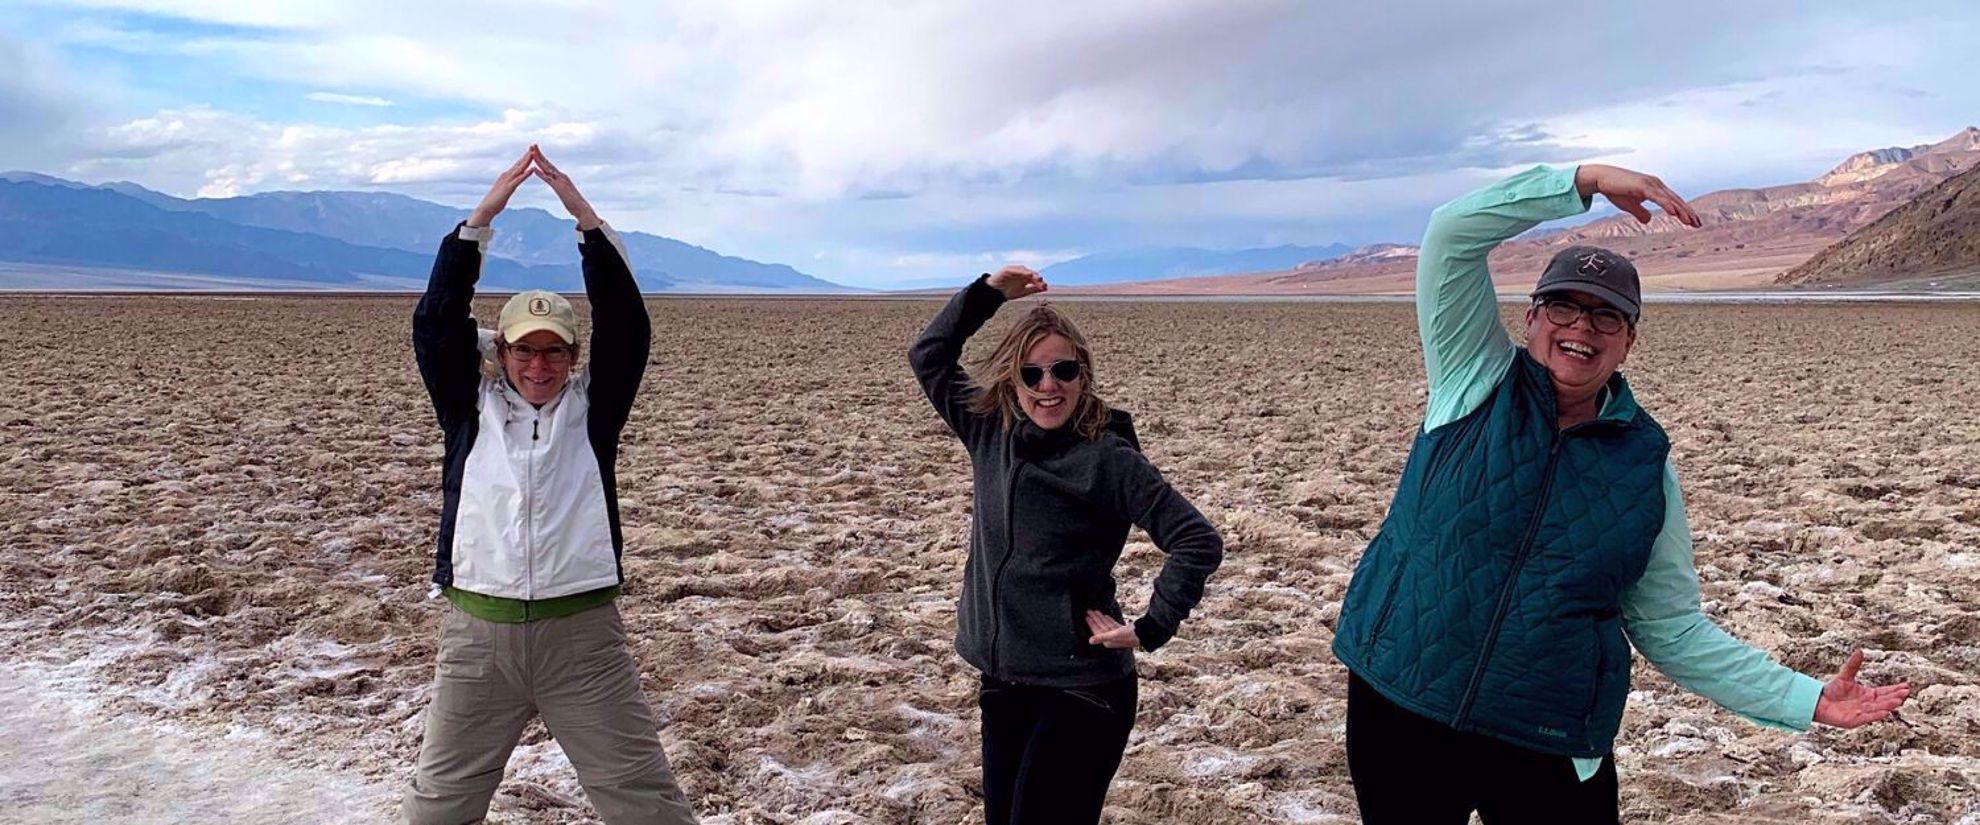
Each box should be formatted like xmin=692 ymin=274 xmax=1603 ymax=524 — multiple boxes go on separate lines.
xmin=412 ymin=148 xmax=533 ymax=430
xmin=907 ymin=265 xmax=1045 ymax=444
xmin=1417 ymin=164 xmax=1701 ymax=429
xmin=534 ymin=148 xmax=649 ymax=435
xmin=1622 ymin=464 xmax=1909 ymax=730
xmin=1416 ymin=166 xmax=1587 ymax=429
xmin=1086 ymin=449 xmax=1225 ymax=653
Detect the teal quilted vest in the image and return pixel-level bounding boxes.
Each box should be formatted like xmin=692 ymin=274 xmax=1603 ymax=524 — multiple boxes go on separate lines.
xmin=1332 ymin=350 xmax=1669 ymax=758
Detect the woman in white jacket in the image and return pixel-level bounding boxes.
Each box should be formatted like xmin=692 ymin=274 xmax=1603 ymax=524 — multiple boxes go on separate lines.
xmin=403 ymin=146 xmax=697 ymax=825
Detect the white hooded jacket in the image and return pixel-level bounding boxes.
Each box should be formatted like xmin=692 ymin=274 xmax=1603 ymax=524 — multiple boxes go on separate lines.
xmin=412 ymin=222 xmax=648 ymax=600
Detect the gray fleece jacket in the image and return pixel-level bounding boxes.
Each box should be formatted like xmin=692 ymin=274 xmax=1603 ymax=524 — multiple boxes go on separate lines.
xmin=909 ymin=276 xmax=1225 ymax=687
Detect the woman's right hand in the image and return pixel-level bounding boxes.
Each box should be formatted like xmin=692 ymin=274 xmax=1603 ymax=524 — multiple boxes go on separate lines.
xmin=466 ymin=146 xmax=537 ymax=228
xmin=987 ymin=265 xmax=1048 ymax=301
xmin=1573 ymin=163 xmax=1702 ymax=228
xmin=1813 ymin=649 xmax=1910 ymax=728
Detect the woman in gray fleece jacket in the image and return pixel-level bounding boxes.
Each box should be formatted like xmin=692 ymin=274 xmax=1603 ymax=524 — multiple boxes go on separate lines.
xmin=909 ymin=264 xmax=1225 ymax=825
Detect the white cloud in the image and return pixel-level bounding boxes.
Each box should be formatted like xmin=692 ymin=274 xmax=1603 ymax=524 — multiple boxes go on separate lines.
xmin=304 ymin=91 xmax=393 ymax=107
xmin=26 ymin=1 xmax=1864 ymax=195
xmin=0 ymin=34 xmax=83 ymax=164
xmin=10 ymin=0 xmax=1980 ymax=285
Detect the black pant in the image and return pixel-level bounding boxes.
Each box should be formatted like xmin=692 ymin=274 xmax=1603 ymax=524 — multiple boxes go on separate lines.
xmin=1345 ymin=672 xmax=1620 ymax=824
xmin=978 ymin=673 xmax=1137 ymax=825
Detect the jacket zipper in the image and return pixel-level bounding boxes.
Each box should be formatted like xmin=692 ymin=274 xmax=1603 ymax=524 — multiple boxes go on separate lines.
xmin=1452 ymin=433 xmax=1565 ymax=728
xmin=987 ymin=454 xmax=1024 ymax=679
xmin=525 ymin=414 xmax=539 ymax=601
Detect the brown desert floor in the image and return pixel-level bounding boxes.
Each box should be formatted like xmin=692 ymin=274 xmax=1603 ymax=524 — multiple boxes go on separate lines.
xmin=2 ymin=296 xmax=1977 ymax=824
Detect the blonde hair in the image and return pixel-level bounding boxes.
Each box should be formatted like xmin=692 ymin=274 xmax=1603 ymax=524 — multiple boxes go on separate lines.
xmin=967 ymin=303 xmax=1112 ymax=440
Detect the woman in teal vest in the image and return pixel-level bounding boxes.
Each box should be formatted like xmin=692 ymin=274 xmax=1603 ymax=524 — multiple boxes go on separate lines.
xmin=1330 ymin=162 xmax=1911 ymax=823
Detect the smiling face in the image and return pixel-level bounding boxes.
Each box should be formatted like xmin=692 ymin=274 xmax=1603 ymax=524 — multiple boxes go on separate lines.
xmin=1524 ymin=290 xmax=1637 ymax=406
xmin=967 ymin=303 xmax=1109 ymax=439
xmin=500 ymin=329 xmax=576 ymax=406
xmin=1016 ymin=333 xmax=1084 ymax=430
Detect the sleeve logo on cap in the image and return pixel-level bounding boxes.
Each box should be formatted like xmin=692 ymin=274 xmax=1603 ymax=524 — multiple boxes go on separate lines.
xmin=528 ymin=297 xmax=552 ymax=316
xmin=1577 ymin=251 xmax=1610 ymax=276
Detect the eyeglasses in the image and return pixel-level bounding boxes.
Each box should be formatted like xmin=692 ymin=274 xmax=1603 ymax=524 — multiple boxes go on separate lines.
xmin=1536 ymin=297 xmax=1632 ymax=335
xmin=1019 ymin=359 xmax=1082 ymax=388
xmin=500 ymin=342 xmax=576 ymax=364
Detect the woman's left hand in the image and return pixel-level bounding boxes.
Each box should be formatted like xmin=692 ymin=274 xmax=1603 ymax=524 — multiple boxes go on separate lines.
xmin=530 ymin=146 xmax=602 ymax=231
xmin=1085 ymin=610 xmax=1140 ymax=650
xmin=1814 ymin=649 xmax=1911 ymax=728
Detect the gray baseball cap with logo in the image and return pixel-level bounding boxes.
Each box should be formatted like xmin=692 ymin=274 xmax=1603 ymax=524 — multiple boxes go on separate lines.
xmin=1530 ymin=245 xmax=1641 ymax=320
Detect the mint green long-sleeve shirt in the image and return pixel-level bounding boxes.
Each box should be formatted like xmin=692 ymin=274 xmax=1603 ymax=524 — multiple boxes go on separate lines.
xmin=1416 ymin=165 xmax=1823 ymax=781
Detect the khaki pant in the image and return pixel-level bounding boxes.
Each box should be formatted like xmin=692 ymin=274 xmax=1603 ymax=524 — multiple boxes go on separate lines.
xmin=402 ymin=603 xmax=698 ymax=825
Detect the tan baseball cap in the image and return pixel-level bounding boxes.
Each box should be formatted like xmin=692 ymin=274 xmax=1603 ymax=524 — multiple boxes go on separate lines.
xmin=497 ymin=290 xmax=577 ymax=344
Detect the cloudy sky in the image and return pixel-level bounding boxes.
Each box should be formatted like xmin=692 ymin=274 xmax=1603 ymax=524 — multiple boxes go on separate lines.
xmin=3 ymin=1 xmax=1977 ymax=288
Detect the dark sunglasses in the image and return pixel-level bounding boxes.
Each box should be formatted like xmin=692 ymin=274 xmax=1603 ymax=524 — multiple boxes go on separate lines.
xmin=1019 ymin=359 xmax=1082 ymax=388
xmin=1536 ymin=297 xmax=1632 ymax=335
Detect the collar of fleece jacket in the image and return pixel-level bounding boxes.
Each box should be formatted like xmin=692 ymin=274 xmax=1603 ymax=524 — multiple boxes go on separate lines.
xmin=1013 ymin=408 xmax=1140 ymax=459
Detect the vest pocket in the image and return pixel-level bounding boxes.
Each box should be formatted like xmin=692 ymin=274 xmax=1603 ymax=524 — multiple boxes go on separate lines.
xmin=1365 ymin=556 xmax=1411 ymax=645
xmin=1583 ymin=612 xmax=1623 ymax=723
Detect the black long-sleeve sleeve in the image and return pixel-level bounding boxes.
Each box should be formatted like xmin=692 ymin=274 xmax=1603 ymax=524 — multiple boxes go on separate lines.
xmin=412 ymin=224 xmax=486 ymax=432
xmin=579 ymin=224 xmax=650 ymax=437
xmin=1113 ymin=451 xmax=1225 ymax=652
xmin=907 ymin=275 xmax=1005 ymax=446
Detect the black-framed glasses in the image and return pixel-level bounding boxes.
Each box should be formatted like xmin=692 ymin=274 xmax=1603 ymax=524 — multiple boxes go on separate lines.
xmin=1536 ymin=297 xmax=1632 ymax=335
xmin=500 ymin=342 xmax=577 ymax=364
xmin=1020 ymin=359 xmax=1082 ymax=388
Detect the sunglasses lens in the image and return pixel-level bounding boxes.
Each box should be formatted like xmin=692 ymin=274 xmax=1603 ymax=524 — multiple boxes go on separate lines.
xmin=1020 ymin=365 xmax=1044 ymax=387
xmin=1051 ymin=360 xmax=1081 ymax=382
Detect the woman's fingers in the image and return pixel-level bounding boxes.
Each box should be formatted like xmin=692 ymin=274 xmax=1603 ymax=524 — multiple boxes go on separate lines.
xmin=505 ymin=145 xmax=534 ymax=177
xmin=1836 ymin=648 xmax=1865 ymax=684
xmin=469 ymin=147 xmax=542 ymax=225
xmin=532 ymin=146 xmax=565 ymax=178
xmin=1843 ymin=708 xmax=1880 ymax=725
xmin=1648 ymin=187 xmax=1700 ymax=228
xmin=1085 ymin=611 xmax=1121 ymax=643
xmin=1085 ymin=611 xmax=1138 ymax=648
xmin=1614 ymin=196 xmax=1654 ymax=224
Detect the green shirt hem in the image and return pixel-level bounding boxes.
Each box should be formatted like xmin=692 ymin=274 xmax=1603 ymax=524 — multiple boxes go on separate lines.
xmin=444 ymin=585 xmax=620 ymax=623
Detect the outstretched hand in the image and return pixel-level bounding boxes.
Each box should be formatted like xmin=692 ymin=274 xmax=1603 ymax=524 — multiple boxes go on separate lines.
xmin=987 ymin=265 xmax=1048 ymax=301
xmin=1085 ymin=610 xmax=1140 ymax=650
xmin=1813 ymin=649 xmax=1911 ymax=728
xmin=1574 ymin=164 xmax=1703 ymax=228
xmin=530 ymin=147 xmax=601 ymax=231
xmin=467 ymin=146 xmax=536 ymax=228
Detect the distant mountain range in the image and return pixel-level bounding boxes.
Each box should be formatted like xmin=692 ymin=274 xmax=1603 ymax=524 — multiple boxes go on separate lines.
xmin=16 ymin=128 xmax=1976 ymax=295
xmin=1038 ymin=243 xmax=1354 ymax=285
xmin=1086 ymin=126 xmax=1980 ymax=295
xmin=0 ymin=172 xmax=853 ymax=293
xmin=1779 ymin=159 xmax=1980 ymax=286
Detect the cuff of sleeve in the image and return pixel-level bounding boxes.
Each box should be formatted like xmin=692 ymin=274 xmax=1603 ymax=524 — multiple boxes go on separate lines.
xmin=1781 ymin=673 xmax=1824 ymax=731
xmin=1525 ymin=166 xmax=1591 ymax=216
xmin=1134 ymin=615 xmax=1177 ymax=653
xmin=1740 ymin=673 xmax=1824 ymax=732
xmin=457 ymin=223 xmax=494 ymax=245
xmin=576 ymin=220 xmax=611 ymax=242
xmin=968 ymin=273 xmax=1006 ymax=299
